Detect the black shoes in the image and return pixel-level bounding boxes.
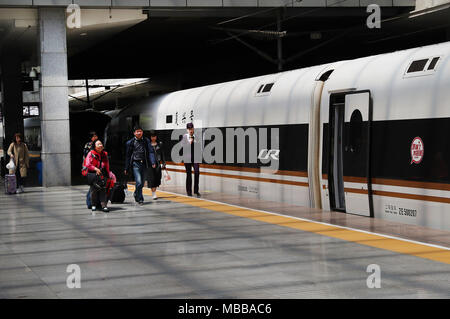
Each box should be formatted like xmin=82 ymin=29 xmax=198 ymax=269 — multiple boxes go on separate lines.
xmin=92 ymin=206 xmax=109 ymax=213
xmin=187 ymin=192 xmax=200 ymax=198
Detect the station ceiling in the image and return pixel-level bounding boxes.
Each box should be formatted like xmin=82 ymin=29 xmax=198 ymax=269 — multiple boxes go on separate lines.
xmin=68 ymin=5 xmax=450 ymax=88
xmin=0 ymin=5 xmax=450 ymax=105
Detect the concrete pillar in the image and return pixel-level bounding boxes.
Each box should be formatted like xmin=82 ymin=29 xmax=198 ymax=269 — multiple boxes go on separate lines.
xmin=38 ymin=8 xmax=71 ymax=186
xmin=1 ymin=47 xmax=24 ymax=151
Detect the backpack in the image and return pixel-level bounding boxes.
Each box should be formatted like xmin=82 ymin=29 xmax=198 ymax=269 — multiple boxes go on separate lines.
xmin=81 ymin=155 xmax=89 ymax=177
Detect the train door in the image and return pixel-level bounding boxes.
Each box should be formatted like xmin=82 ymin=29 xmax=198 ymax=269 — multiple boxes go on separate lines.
xmin=328 ymin=91 xmax=373 ymax=217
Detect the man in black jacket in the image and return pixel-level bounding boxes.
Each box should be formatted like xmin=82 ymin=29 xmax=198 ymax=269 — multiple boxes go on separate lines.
xmin=124 ymin=127 xmax=157 ymax=204
xmin=182 ymin=123 xmax=201 ymax=197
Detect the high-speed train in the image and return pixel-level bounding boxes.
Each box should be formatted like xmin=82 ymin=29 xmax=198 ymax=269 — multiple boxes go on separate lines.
xmin=106 ymin=41 xmax=450 ymax=231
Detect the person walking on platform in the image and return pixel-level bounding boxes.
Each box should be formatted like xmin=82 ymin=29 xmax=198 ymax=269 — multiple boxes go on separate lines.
xmin=7 ymin=133 xmax=30 ymax=194
xmin=83 ymin=131 xmax=98 ymax=161
xmin=147 ymin=130 xmax=166 ymax=200
xmin=85 ymin=140 xmax=110 ymax=213
xmin=124 ymin=126 xmax=157 ymax=205
xmin=182 ymin=123 xmax=201 ymax=197
xmin=82 ymin=131 xmax=98 ymax=208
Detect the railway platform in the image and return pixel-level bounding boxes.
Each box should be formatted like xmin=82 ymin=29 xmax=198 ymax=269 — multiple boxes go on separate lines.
xmin=0 ymin=181 xmax=449 ymax=298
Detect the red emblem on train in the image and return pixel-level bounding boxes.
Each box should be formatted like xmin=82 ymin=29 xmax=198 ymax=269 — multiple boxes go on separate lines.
xmin=410 ymin=137 xmax=424 ymax=164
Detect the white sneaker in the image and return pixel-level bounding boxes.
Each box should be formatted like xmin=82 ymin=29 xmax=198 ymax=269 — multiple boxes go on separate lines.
xmin=152 ymin=192 xmax=157 ymax=200
xmin=16 ymin=188 xmax=22 ymax=194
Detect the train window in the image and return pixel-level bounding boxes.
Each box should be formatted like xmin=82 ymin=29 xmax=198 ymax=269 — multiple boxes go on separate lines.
xmin=407 ymin=59 xmax=429 ymax=73
xmin=349 ymin=109 xmax=363 ymax=153
xmin=428 ymin=57 xmax=440 ymax=70
xmin=166 ymin=115 xmax=173 ymax=124
xmin=262 ymin=83 xmax=274 ymax=93
xmin=255 ymin=83 xmax=275 ymax=96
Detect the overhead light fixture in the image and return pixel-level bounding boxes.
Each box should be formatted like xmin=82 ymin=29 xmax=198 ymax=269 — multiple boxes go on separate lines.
xmin=80 ymin=32 xmax=87 ymax=36
xmin=409 ymin=2 xmax=450 ymax=18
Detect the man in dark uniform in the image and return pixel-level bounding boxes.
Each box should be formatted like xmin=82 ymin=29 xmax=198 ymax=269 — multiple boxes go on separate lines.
xmin=182 ymin=123 xmax=201 ymax=197
xmin=124 ymin=127 xmax=156 ymax=204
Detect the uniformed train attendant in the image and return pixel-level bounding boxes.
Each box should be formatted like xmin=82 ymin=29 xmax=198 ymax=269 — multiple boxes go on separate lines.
xmin=182 ymin=123 xmax=201 ymax=197
xmin=147 ymin=130 xmax=166 ymax=200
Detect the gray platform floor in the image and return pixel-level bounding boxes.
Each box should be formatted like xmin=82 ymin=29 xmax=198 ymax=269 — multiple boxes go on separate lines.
xmin=0 ymin=185 xmax=449 ymax=299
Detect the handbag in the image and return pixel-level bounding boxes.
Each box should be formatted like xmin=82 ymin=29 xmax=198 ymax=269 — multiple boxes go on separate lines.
xmin=87 ymin=172 xmax=107 ymax=189
xmin=87 ymin=172 xmax=98 ymax=186
xmin=86 ymin=153 xmax=105 ymax=188
xmin=6 ymin=158 xmax=15 ymax=171
xmin=162 ymin=168 xmax=171 ymax=183
xmin=93 ymin=173 xmax=107 ymax=190
xmin=6 ymin=145 xmax=16 ymax=172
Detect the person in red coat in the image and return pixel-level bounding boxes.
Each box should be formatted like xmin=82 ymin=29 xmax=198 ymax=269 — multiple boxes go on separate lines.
xmin=85 ymin=140 xmax=110 ymax=212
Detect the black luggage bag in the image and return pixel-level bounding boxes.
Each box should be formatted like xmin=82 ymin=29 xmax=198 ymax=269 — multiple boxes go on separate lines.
xmin=110 ymin=183 xmax=126 ymax=204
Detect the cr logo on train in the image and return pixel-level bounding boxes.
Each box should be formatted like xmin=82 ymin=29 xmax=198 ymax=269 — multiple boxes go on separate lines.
xmin=258 ymin=149 xmax=280 ymax=161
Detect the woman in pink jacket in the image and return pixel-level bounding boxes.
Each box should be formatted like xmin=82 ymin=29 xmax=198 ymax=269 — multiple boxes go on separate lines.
xmin=85 ymin=140 xmax=110 ymax=213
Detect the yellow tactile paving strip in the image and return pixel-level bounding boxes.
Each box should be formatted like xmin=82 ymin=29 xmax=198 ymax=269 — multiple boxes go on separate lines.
xmin=128 ymin=185 xmax=450 ymax=265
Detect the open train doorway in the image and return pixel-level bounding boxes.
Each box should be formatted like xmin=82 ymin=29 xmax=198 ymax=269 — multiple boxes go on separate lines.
xmin=327 ymin=91 xmax=373 ymax=217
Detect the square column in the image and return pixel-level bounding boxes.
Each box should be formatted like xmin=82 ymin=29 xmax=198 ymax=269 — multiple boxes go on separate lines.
xmin=1 ymin=48 xmax=24 ymax=151
xmin=38 ymin=8 xmax=71 ymax=186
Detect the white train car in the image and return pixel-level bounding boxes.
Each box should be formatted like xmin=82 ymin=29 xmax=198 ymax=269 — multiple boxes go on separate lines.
xmin=106 ymin=41 xmax=450 ymax=231
xmin=320 ymin=42 xmax=450 ymax=230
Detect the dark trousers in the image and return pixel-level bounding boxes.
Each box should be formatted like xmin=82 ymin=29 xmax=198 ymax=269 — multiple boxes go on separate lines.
xmin=15 ymin=169 xmax=24 ymax=187
xmin=148 ymin=165 xmax=162 ymax=188
xmin=184 ymin=163 xmax=200 ymax=195
xmin=90 ymin=185 xmax=107 ymax=208
xmin=86 ymin=190 xmax=98 ymax=209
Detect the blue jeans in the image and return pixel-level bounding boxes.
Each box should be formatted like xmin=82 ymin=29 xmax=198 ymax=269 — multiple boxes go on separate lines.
xmin=132 ymin=161 xmax=147 ymax=202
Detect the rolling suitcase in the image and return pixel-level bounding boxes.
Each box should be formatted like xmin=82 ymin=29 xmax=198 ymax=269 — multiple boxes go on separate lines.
xmin=109 ymin=184 xmax=126 ymax=204
xmin=5 ymin=174 xmax=17 ymax=194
